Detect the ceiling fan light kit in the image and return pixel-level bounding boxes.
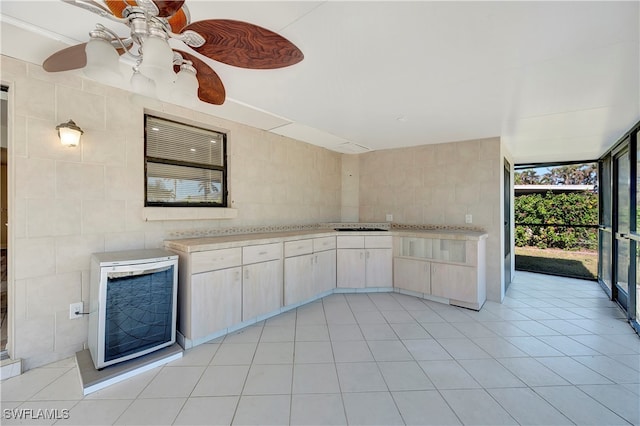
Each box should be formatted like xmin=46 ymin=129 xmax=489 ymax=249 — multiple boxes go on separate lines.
xmin=43 ymin=0 xmax=304 ymax=106
xmin=84 ymin=29 xmax=123 ymax=85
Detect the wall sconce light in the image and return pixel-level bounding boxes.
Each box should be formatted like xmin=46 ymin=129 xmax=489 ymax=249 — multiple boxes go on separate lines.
xmin=56 ymin=119 xmax=84 ymax=147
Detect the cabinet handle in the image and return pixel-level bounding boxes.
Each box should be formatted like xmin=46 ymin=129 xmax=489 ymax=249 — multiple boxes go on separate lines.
xmin=259 ymin=251 xmax=267 ymax=255
xmin=366 ymin=251 xmax=370 ymax=259
xmin=315 ymin=255 xmax=318 ymax=264
xmin=244 ymin=269 xmax=249 ymax=280
xmin=360 ymin=251 xmax=364 ymax=259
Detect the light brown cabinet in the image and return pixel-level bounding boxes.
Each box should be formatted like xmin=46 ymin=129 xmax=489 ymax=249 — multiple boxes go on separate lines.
xmin=393 ymin=236 xmax=486 ymax=310
xmin=242 ymin=259 xmax=283 ymax=321
xmin=336 ymin=235 xmax=392 ymax=288
xmin=393 ymin=257 xmax=430 ymax=294
xmin=191 ymin=267 xmax=242 ymax=340
xmin=166 ymin=228 xmax=487 ymax=349
xmin=284 ymin=237 xmax=336 ymax=305
xmin=173 ymin=247 xmax=243 ymax=345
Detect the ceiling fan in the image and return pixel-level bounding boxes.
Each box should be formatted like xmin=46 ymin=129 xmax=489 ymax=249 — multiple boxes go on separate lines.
xmin=42 ymin=0 xmax=304 ymax=105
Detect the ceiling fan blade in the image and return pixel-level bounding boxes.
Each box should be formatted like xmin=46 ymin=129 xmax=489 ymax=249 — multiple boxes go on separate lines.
xmin=151 ymin=0 xmax=185 ymax=17
xmin=104 ymin=0 xmax=136 ymax=18
xmin=182 ymin=19 xmax=304 ymax=69
xmin=43 ymin=43 xmax=88 ymax=72
xmin=43 ymin=42 xmax=127 ymax=72
xmin=167 ymin=6 xmax=188 ymax=32
xmin=174 ymin=50 xmax=226 ymax=105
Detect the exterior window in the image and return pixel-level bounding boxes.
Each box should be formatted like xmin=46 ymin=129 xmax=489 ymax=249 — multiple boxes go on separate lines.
xmin=145 ymin=115 xmax=227 ymax=207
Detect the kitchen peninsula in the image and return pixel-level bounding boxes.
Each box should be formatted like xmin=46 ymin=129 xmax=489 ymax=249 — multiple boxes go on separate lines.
xmin=165 ymin=225 xmax=487 ymax=349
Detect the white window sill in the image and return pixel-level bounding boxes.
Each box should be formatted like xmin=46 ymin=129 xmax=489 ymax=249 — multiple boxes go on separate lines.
xmin=143 ymin=207 xmax=238 ymax=221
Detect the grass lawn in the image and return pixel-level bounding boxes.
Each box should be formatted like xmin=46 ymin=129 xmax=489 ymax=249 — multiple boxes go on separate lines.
xmin=515 ymin=246 xmax=598 ymax=280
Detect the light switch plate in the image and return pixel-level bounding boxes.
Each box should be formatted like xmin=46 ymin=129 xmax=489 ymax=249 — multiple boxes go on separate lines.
xmin=386 ymin=214 xmax=393 ymax=222
xmin=465 ymin=214 xmax=472 ymax=224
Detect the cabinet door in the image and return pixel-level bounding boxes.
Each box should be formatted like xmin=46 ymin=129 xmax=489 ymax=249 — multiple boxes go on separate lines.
xmin=243 ymin=259 xmax=283 ymax=321
xmin=284 ymin=254 xmax=313 ymax=306
xmin=393 ymin=258 xmax=430 ymax=294
xmin=191 ymin=267 xmax=242 ymax=340
xmin=430 ymin=263 xmax=477 ymax=302
xmin=337 ymin=249 xmax=365 ymax=288
xmin=314 ymin=249 xmax=336 ymax=294
xmin=365 ymin=248 xmax=393 ymax=287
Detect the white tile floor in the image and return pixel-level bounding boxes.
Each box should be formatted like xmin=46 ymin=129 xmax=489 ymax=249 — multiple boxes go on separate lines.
xmin=1 ymin=271 xmax=639 ymax=425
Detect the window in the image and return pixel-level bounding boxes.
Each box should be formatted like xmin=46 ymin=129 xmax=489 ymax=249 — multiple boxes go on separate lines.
xmin=145 ymin=115 xmax=227 ymax=207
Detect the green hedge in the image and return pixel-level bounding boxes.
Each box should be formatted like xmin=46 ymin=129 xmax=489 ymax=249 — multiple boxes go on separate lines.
xmin=515 ymin=191 xmax=598 ymax=251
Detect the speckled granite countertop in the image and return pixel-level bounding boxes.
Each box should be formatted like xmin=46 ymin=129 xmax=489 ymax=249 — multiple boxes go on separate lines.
xmin=164 ymin=227 xmax=487 ymax=253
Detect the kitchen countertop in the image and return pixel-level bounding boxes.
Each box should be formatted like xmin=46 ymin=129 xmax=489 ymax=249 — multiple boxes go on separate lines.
xmin=164 ymin=228 xmax=488 ymax=253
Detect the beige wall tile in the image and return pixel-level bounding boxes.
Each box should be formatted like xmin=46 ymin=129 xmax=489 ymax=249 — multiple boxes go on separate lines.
xmin=55 ymin=85 xmax=106 ymax=132
xmin=27 ymin=198 xmax=81 ymax=237
xmin=104 ymin=231 xmax=147 ymax=252
xmin=54 ymin=311 xmax=88 ymax=353
xmin=56 ymin=162 xmax=105 ymax=200
xmin=55 ymin=234 xmax=105 ymax=274
xmin=82 ymin=131 xmax=126 ymax=166
xmin=105 ymin=166 xmax=142 ymax=201
xmin=0 ymin=56 xmax=28 ymax=79
xmin=359 ymin=137 xmax=503 ymax=299
xmin=82 ymin=200 xmax=126 ymax=234
xmin=14 ymin=78 xmax=55 ymax=121
xmin=27 ymin=63 xmax=83 ymax=89
xmin=12 ymin=114 xmax=27 ymax=157
xmin=14 ymin=156 xmax=56 ymax=199
xmin=25 ymin=272 xmax=82 ymax=318
xmin=14 ymin=237 xmax=56 ymax=280
xmin=14 ymin=316 xmax=54 ymax=360
xmin=12 ymin=197 xmax=27 ymax=239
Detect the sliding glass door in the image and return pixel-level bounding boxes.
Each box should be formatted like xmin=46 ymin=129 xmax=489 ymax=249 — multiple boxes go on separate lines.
xmin=634 ymin=129 xmax=640 ymax=330
xmin=599 ymin=156 xmax=613 ymax=295
xmin=600 ymin=121 xmax=640 ymax=334
xmin=613 ymin=145 xmax=631 ymax=310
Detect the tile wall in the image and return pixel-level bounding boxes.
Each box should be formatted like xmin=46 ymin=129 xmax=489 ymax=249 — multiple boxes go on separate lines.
xmin=2 ymin=55 xmax=342 ymax=369
xmin=2 ymin=54 xmax=509 ymax=371
xmin=358 ymin=138 xmax=507 ymax=302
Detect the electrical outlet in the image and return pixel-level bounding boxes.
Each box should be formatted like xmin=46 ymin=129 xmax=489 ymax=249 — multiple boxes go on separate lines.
xmin=69 ymin=302 xmax=83 ymax=320
xmin=386 ymin=214 xmax=393 ymax=222
xmin=465 ymin=214 xmax=473 ymax=224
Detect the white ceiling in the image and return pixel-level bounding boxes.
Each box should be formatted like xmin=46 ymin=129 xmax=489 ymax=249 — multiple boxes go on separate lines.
xmin=1 ymin=1 xmax=638 ymax=163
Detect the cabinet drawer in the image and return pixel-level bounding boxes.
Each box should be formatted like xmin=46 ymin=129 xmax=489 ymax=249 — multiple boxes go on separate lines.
xmin=313 ymin=236 xmax=336 ymax=251
xmin=365 ymin=235 xmax=393 ymax=248
xmin=284 ymin=239 xmax=313 ymax=257
xmin=243 ymin=243 xmax=282 ymax=264
xmin=191 ymin=248 xmax=242 ymax=274
xmin=337 ymin=236 xmax=364 ymax=249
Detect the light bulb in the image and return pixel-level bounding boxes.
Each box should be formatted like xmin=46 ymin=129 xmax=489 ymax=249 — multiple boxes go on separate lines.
xmin=130 ymin=67 xmax=156 ymax=98
xmin=138 ymin=36 xmax=176 ymax=86
xmin=170 ymin=62 xmax=199 ymax=106
xmin=84 ymin=36 xmax=123 ymax=86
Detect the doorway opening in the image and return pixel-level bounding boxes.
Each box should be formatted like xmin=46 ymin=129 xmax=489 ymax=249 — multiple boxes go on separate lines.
xmin=1 ymin=85 xmax=8 ymax=357
xmin=513 ymin=161 xmax=599 ymax=281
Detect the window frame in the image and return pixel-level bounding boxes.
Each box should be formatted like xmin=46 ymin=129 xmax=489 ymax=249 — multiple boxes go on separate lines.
xmin=144 ymin=114 xmax=228 ymax=208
